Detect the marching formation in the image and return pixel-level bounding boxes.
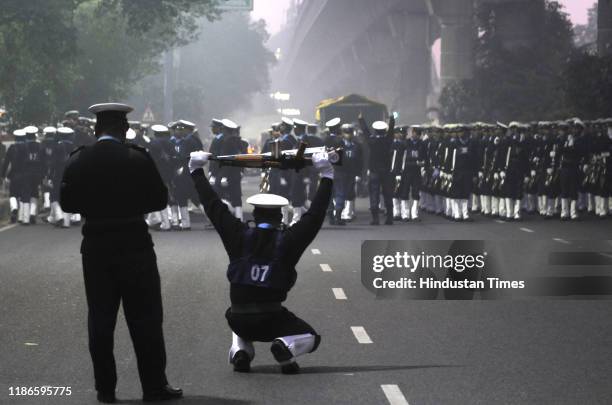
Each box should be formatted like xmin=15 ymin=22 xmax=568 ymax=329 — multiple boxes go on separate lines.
xmin=2 ymin=111 xmax=612 ymax=228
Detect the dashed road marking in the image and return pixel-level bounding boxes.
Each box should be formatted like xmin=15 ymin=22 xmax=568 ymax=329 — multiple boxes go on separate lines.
xmin=495 ymin=219 xmax=505 ymax=224
xmin=351 ymin=326 xmax=373 ymax=344
xmin=332 ymin=288 xmax=347 ymax=300
xmin=381 ymin=384 xmax=409 ymax=405
xmin=553 ymin=238 xmax=571 ymax=245
xmin=320 ymin=263 xmax=333 ymax=272
xmin=520 ymin=227 xmax=534 ymax=233
xmin=0 ymin=224 xmax=17 ymax=233
xmin=311 ymin=248 xmax=321 ymax=255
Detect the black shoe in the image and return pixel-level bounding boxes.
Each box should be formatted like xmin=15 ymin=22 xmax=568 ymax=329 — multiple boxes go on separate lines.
xmin=334 ymin=211 xmax=346 ymax=226
xmin=143 ymin=385 xmax=183 ymax=402
xmin=270 ymin=339 xmax=300 ymax=375
xmin=384 ymin=216 xmax=393 ymax=225
xmin=96 ymin=391 xmax=116 ymax=403
xmin=232 ymin=350 xmax=251 ymax=373
xmin=370 ymin=211 xmax=380 ymax=226
xmin=10 ymin=210 xmax=17 ymax=223
xmin=30 ymin=216 xmax=37 ymax=225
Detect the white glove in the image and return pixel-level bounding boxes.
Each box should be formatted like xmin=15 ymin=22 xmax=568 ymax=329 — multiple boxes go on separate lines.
xmin=420 ymin=167 xmax=426 ymax=177
xmin=280 ymin=177 xmax=287 ymax=186
xmin=209 ymin=176 xmax=216 ymax=184
xmin=366 ymin=170 xmax=370 ymax=177
xmin=189 ymin=151 xmax=211 ymax=173
xmin=478 ymin=171 xmax=484 ymax=179
xmin=530 ymin=170 xmax=536 ymax=177
xmin=313 ymin=152 xmax=334 ymax=179
xmin=303 ymin=177 xmax=311 ymax=184
xmin=395 ymin=175 xmax=401 ymax=182
xmin=260 ymin=172 xmax=266 ymax=179
xmin=355 ymin=176 xmax=361 ymax=182
xmin=549 ymin=151 xmax=555 ymax=158
xmin=546 ymin=168 xmax=553 ymax=175
xmin=221 ymin=177 xmax=228 ymax=187
xmin=500 ymin=171 xmax=506 ymax=179
xmin=582 ymin=164 xmax=589 ymax=172
xmin=493 ymin=173 xmax=499 ymax=180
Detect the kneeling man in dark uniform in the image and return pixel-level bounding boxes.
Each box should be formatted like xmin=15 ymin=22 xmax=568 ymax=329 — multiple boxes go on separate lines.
xmin=188 ymin=150 xmax=334 ymax=374
xmin=60 ymin=103 xmax=182 ymax=403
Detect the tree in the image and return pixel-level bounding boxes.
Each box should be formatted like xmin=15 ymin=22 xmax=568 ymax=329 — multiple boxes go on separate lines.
xmin=0 ymin=0 xmax=220 ymax=126
xmin=440 ymin=0 xmax=576 ymax=123
xmin=129 ymin=13 xmax=276 ymax=127
xmin=563 ymin=52 xmax=612 ymax=119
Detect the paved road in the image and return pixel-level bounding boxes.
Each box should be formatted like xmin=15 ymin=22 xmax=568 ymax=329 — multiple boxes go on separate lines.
xmin=1 ymin=178 xmax=612 ymax=404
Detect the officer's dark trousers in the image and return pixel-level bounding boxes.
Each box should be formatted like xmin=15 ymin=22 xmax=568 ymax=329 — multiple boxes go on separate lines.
xmin=560 ymin=166 xmax=579 ymax=199
xmin=399 ymin=168 xmax=421 ymax=200
xmin=226 ymin=307 xmax=319 ymax=343
xmin=369 ymin=172 xmax=393 ymax=213
xmin=290 ymin=171 xmax=308 ymax=207
xmin=82 ymin=249 xmax=168 ymax=393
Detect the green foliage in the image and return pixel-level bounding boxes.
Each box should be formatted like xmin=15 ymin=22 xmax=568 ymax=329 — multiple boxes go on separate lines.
xmin=440 ymin=0 xmax=576 ymax=123
xmin=0 ymin=0 xmax=219 ymax=127
xmin=130 ymin=13 xmax=276 ymax=125
xmin=563 ymin=52 xmax=612 ymax=119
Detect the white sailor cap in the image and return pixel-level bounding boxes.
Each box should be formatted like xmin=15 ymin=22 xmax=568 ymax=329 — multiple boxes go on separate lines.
xmin=126 ymin=128 xmax=137 ymax=140
xmin=496 ymin=121 xmax=508 ymax=129
xmin=325 ymin=117 xmax=341 ymax=128
xmin=293 ymin=118 xmax=308 ymax=126
xmin=24 ymin=126 xmax=39 ymax=135
xmin=13 ymin=129 xmax=26 ymax=137
xmin=43 ymin=126 xmax=57 ymax=134
xmin=64 ymin=110 xmax=79 ymax=117
xmin=246 ymin=193 xmax=289 ymax=209
xmin=211 ymin=118 xmax=223 ymax=127
xmin=573 ymin=118 xmax=585 ymax=127
xmin=222 ymin=119 xmax=238 ymax=129
xmin=509 ymin=121 xmax=520 ymax=128
xmin=281 ymin=117 xmax=294 ymax=127
xmin=57 ymin=127 xmax=74 ymax=135
xmin=176 ymin=119 xmax=196 ymax=128
xmin=151 ymin=124 xmax=169 ymax=133
xmin=88 ymin=103 xmax=133 ymax=115
xmin=372 ymin=121 xmax=388 ymax=131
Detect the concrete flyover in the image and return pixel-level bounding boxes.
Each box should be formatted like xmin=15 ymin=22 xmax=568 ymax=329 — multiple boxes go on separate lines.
xmin=273 ymin=0 xmax=610 ymax=125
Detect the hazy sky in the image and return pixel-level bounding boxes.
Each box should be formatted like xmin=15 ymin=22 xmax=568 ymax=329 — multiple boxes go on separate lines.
xmin=250 ymin=0 xmax=595 ymax=36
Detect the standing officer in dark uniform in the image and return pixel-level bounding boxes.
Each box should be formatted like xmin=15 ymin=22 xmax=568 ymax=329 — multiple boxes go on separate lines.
xmin=60 ymin=103 xmax=182 ymax=403
xmin=219 ymin=119 xmax=245 ymax=221
xmin=399 ymin=125 xmax=426 ymax=221
xmin=390 ymin=126 xmax=406 ymax=220
xmin=147 ymin=124 xmax=175 ymax=231
xmin=1 ymin=129 xmax=27 ymax=223
xmin=324 ymin=118 xmax=346 ymax=225
xmin=208 ymin=118 xmax=225 ymax=194
xmin=21 ymin=126 xmax=44 ymax=225
xmin=289 ymin=119 xmax=310 ymax=224
xmin=305 ymin=123 xmax=323 ymax=203
xmin=188 ymin=149 xmax=334 ymax=374
xmin=340 ymin=123 xmax=363 ymax=222
xmin=358 ymin=113 xmax=396 ymax=225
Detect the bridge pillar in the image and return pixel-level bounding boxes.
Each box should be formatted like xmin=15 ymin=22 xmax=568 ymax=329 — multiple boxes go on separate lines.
xmin=395 ymin=13 xmax=431 ymax=124
xmin=599 ymin=0 xmax=612 ymax=55
xmin=428 ymin=0 xmax=475 ymax=88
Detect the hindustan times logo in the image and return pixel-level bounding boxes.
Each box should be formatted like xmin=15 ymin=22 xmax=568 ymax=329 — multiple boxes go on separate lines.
xmin=372 ymin=251 xmax=487 ymax=273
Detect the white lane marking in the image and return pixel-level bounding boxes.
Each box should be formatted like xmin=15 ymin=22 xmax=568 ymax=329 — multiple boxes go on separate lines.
xmin=0 ymin=224 xmax=17 ymax=233
xmin=495 ymin=219 xmax=505 ymax=224
xmin=520 ymin=227 xmax=534 ymax=233
xmin=311 ymin=248 xmax=321 ymax=255
xmin=351 ymin=326 xmax=373 ymax=344
xmin=320 ymin=263 xmax=333 ymax=272
xmin=332 ymin=288 xmax=347 ymax=300
xmin=553 ymin=238 xmax=571 ymax=245
xmin=381 ymin=385 xmax=409 ymax=405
